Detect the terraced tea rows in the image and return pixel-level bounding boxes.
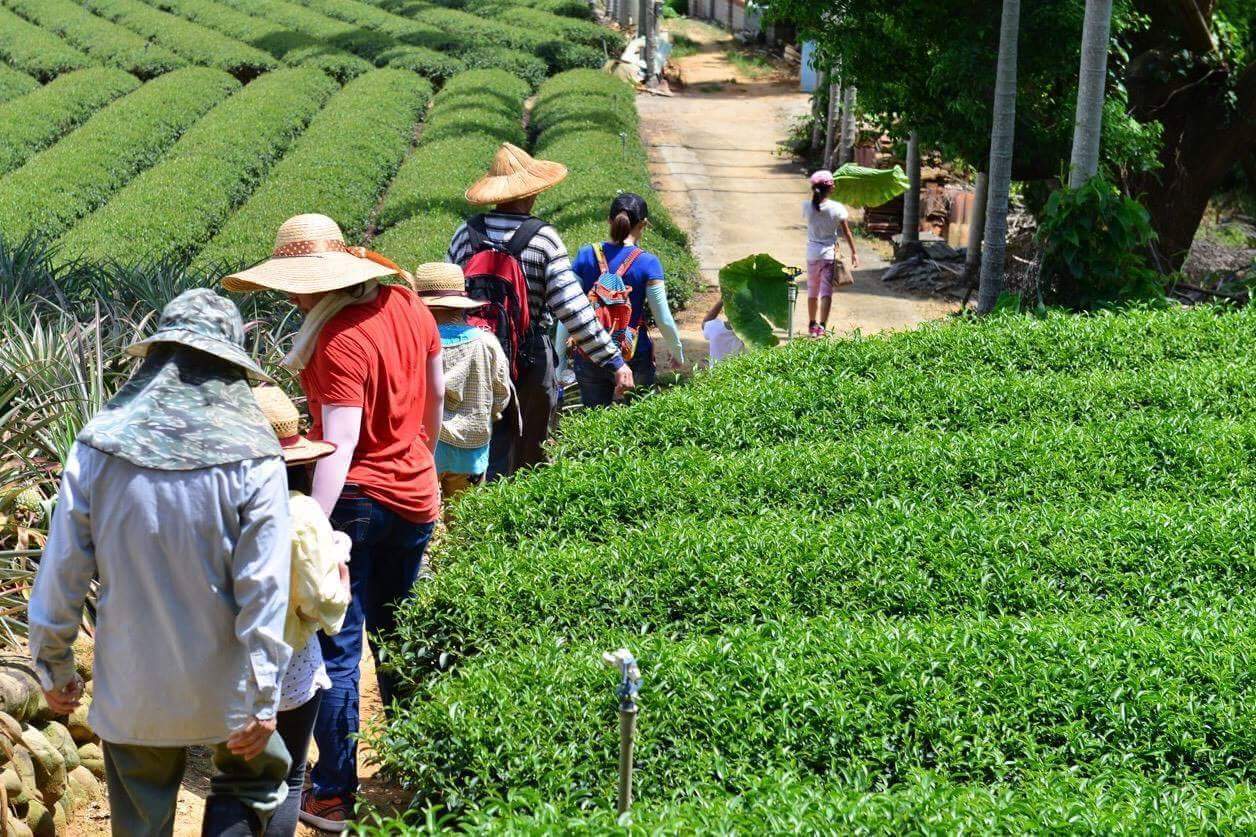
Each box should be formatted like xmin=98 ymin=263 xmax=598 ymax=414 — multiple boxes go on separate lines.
xmin=367 ymin=307 xmax=1256 ymax=831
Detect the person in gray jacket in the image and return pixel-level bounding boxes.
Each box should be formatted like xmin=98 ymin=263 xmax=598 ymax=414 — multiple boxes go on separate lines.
xmin=28 ymin=289 xmax=293 ymax=837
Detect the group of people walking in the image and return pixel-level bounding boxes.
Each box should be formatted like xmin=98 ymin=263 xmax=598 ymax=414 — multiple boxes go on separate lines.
xmin=25 ymin=141 xmax=686 ymax=836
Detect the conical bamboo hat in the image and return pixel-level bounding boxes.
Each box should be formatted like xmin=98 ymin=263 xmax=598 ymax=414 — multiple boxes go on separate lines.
xmin=465 ymin=142 xmax=568 ymax=206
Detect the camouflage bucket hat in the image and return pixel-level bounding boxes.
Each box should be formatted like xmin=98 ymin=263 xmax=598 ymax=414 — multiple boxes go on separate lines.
xmin=126 ymin=288 xmax=271 ymax=383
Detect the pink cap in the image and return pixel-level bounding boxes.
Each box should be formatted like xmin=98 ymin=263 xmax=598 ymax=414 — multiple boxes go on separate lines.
xmin=809 ymin=169 xmax=834 ymax=187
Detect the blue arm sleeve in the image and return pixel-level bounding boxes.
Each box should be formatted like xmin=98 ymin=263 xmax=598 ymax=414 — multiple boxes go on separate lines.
xmin=646 ymin=280 xmax=684 ymax=364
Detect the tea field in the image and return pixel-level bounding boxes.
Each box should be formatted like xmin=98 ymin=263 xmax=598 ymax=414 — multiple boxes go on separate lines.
xmin=367 ymin=306 xmax=1256 ymax=832
xmin=0 ymin=1 xmax=699 ymax=305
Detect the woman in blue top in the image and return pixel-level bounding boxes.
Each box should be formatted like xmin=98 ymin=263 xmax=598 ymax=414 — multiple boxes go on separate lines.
xmin=558 ymin=193 xmax=685 ymax=407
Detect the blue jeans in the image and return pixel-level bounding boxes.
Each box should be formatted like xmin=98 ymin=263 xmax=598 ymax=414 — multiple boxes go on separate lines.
xmin=574 ymin=347 xmax=656 ymax=408
xmin=310 ymin=492 xmax=435 ymax=799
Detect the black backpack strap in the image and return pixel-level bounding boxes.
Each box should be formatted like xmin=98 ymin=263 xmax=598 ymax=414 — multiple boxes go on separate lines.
xmin=505 ymin=216 xmax=548 ymax=259
xmin=465 ymin=214 xmax=492 ymax=254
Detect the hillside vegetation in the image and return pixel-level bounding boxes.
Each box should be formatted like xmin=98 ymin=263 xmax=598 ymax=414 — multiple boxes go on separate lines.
xmin=369 ymin=306 xmax=1256 ymax=831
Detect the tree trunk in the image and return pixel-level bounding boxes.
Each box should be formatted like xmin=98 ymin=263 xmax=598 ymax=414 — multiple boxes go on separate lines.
xmin=837 ymin=85 xmax=857 ymax=165
xmin=822 ymin=79 xmax=839 ymax=167
xmin=1068 ymin=0 xmax=1113 ymax=188
xmin=726 ymin=0 xmax=732 ymax=33
xmin=1126 ymin=58 xmax=1256 ymax=270
xmin=965 ymin=171 xmax=989 ymax=279
xmin=976 ymin=0 xmax=1021 ymax=315
xmin=641 ymin=0 xmax=657 ymax=85
xmin=901 ymin=131 xmax=921 ymax=247
xmin=809 ymin=70 xmax=827 ymax=153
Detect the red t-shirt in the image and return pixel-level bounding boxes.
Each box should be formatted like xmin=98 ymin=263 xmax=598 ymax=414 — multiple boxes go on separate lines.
xmin=302 ymin=285 xmax=441 ymax=523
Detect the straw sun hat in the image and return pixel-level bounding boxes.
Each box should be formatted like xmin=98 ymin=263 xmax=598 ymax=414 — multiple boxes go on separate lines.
xmin=413 ymin=263 xmax=483 ymax=309
xmin=222 ymin=214 xmax=406 ymax=294
xmin=252 ymin=384 xmax=336 ymax=465
xmin=465 ymin=143 xmax=568 ymax=206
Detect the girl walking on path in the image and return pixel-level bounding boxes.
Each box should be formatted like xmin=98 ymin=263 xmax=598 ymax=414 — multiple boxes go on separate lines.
xmin=804 ymin=170 xmax=859 ymax=337
xmin=224 ymin=214 xmax=444 ymax=833
xmin=560 ymin=193 xmax=685 ymax=406
xmin=412 ymin=262 xmax=511 ymax=520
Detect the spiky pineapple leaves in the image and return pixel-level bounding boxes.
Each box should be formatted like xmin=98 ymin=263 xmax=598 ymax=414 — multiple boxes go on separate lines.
xmin=718 ymin=253 xmax=794 ymax=348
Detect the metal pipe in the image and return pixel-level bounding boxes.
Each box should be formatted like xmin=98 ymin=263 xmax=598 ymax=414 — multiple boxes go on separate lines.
xmin=603 ymin=649 xmax=642 ymax=816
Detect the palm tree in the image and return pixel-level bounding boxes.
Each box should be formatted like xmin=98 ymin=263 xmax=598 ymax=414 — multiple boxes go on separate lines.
xmin=901 ymin=131 xmax=921 ymax=247
xmin=836 ymin=85 xmax=857 ymax=166
xmin=975 ymin=0 xmax=1021 ymax=314
xmin=1068 ymin=0 xmax=1113 ymax=187
xmin=822 ymin=77 xmax=840 ymax=166
xmin=965 ymin=171 xmax=988 ymax=281
xmin=810 ymin=70 xmax=827 ymax=153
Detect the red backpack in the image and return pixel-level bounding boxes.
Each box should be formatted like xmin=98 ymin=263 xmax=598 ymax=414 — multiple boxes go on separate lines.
xmin=462 ymin=215 xmax=546 ymax=379
xmin=581 ymin=244 xmax=642 ymax=362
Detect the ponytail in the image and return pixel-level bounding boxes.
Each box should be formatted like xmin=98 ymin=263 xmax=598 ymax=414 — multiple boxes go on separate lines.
xmin=811 ymin=184 xmax=829 ymax=210
xmin=609 ymin=211 xmax=633 ymax=244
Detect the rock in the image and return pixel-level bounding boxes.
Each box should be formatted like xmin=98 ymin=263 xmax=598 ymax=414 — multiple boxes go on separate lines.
xmin=39 ymin=724 xmax=77 ymax=773
xmin=76 ymin=743 xmax=103 ymax=781
xmin=67 ymin=698 xmax=94 ymax=745
xmin=18 ymin=729 xmax=64 ymax=807
xmin=9 ymin=747 xmax=36 ymax=805
xmin=71 ymin=637 xmax=93 ymax=683
xmin=0 ymin=715 xmax=22 ymax=747
xmin=22 ymin=797 xmax=51 ymax=837
xmin=67 ymin=764 xmax=99 ymax=809
xmin=2 ymin=766 xmax=20 ymax=798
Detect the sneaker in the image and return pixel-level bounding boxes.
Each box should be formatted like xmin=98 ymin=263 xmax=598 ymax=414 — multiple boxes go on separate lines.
xmin=299 ymin=790 xmax=353 ymax=832
xmin=807 ymin=323 xmax=819 ymax=337
xmin=816 ymin=324 xmax=828 ymax=337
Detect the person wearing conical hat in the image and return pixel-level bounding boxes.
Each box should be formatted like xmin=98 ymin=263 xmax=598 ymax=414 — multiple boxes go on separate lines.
xmin=447 ymin=142 xmax=634 ymax=479
xmin=413 ymin=263 xmax=511 ymax=519
xmin=224 ymin=214 xmax=443 ymax=832
xmin=28 ymin=290 xmax=294 ymax=835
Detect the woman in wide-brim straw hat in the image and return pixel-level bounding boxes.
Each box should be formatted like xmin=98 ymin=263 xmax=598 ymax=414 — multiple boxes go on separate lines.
xmin=252 ymin=382 xmax=352 ymax=837
xmin=224 ymin=214 xmax=445 ymax=832
xmin=414 ymin=263 xmax=510 ymax=520
xmin=446 ymin=143 xmax=634 ymax=481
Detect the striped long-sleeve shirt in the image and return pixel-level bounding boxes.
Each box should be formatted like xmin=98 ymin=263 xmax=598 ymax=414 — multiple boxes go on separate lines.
xmin=447 ymin=212 xmax=624 ymax=369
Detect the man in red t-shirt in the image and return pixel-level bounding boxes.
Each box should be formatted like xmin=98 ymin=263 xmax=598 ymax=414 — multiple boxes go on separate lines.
xmin=224 ymin=214 xmax=443 ymax=831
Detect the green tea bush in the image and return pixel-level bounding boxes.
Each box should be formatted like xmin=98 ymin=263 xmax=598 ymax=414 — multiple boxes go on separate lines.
xmin=147 ymin=0 xmax=375 ymax=81
xmin=293 ymin=0 xmax=451 ymax=49
xmin=0 ymin=65 xmax=36 ymax=104
xmin=58 ymin=68 xmax=338 ymax=264
xmin=467 ymin=0 xmax=593 ymax=19
xmin=0 ymin=6 xmax=92 ymax=81
xmin=0 ymin=68 xmax=140 ymax=175
xmin=0 ymin=68 xmax=239 ymax=241
xmin=459 ymin=47 xmax=547 ymax=88
xmin=372 ymin=69 xmax=527 ymax=267
xmin=474 ymin=2 xmax=615 ymax=47
xmin=82 ymin=0 xmax=277 ymax=80
xmin=532 ymin=70 xmax=698 ymax=307
xmin=195 ymin=69 xmax=431 ymax=268
xmin=4 ymin=0 xmax=184 ymax=78
xmin=371 ymin=305 xmax=1256 ymax=829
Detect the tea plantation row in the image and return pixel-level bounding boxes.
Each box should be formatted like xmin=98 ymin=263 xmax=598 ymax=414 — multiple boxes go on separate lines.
xmin=366 ymin=307 xmax=1256 ymax=831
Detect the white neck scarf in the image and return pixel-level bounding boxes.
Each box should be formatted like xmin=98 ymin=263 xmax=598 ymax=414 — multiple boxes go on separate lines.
xmin=281 ymin=280 xmax=380 ymax=372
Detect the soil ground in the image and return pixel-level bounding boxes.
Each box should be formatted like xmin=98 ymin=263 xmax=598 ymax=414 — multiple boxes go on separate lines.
xmin=644 ymin=20 xmax=956 ymax=367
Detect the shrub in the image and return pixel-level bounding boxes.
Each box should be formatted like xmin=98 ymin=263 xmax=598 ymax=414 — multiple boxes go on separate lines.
xmin=293 ymin=0 xmax=452 ymax=50
xmin=195 ymin=69 xmax=432 ymax=269
xmin=459 ymin=47 xmax=547 ymax=88
xmin=57 ymin=68 xmax=339 ymax=265
xmin=371 ymin=69 xmax=528 ymax=266
xmin=4 ymin=0 xmax=185 ymax=79
xmin=0 ymin=7 xmax=92 ymax=82
xmin=0 ymin=68 xmax=240 ymax=241
xmin=1037 ymin=175 xmax=1163 ymax=309
xmin=377 ymin=45 xmax=467 ymax=82
xmin=370 ymin=305 xmax=1256 ymax=829
xmin=0 ymin=65 xmax=36 ymax=104
xmin=532 ymin=70 xmax=698 ymax=307
xmin=147 ymin=0 xmax=375 ymax=81
xmin=82 ymin=0 xmax=278 ymax=80
xmin=475 ymin=2 xmax=619 ymax=48
xmin=0 ymin=68 xmax=140 ymax=176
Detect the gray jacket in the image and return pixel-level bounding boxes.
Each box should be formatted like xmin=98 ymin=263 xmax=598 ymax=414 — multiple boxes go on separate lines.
xmin=29 ymin=443 xmax=291 ymax=746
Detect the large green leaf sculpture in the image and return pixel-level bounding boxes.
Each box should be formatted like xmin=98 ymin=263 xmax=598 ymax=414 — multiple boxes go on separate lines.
xmin=718 ymin=253 xmax=793 ymax=348
xmin=831 ymin=163 xmax=910 ymax=208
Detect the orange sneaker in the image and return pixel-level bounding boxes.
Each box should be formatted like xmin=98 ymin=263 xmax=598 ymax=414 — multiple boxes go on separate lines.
xmin=298 ymin=790 xmax=353 ymax=832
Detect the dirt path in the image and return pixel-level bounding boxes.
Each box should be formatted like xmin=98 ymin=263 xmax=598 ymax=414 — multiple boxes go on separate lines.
xmin=642 ymin=21 xmax=956 ymax=363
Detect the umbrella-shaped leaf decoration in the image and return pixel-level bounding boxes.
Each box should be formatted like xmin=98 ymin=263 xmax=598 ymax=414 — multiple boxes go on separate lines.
xmin=718 ymin=253 xmax=793 ymax=348
xmin=830 ymin=163 xmax=910 ymax=208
